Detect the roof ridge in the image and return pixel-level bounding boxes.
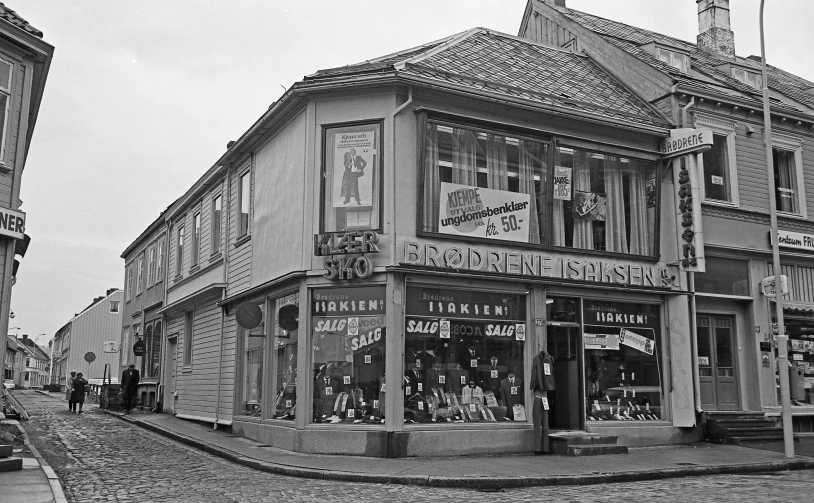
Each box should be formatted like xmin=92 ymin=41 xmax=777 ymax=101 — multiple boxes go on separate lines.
xmin=394 ymin=28 xmax=482 ymax=70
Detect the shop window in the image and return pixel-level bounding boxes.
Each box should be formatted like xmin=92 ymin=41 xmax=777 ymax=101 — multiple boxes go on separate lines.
xmin=405 ymin=287 xmax=527 ymax=424
xmin=240 ymin=300 xmax=265 ymax=417
xmin=695 ymin=257 xmax=750 ymax=296
xmin=583 ymin=300 xmax=663 ymax=421
xmin=421 ymin=121 xmax=548 ymax=244
xmin=272 ymin=294 xmax=298 ymax=420
xmin=311 ymin=286 xmax=386 ymax=425
xmin=321 ymin=122 xmax=382 ymax=232
xmin=553 ymin=147 xmax=657 ymax=255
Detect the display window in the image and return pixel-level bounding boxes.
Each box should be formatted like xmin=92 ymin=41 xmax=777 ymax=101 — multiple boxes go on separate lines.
xmin=581 ymin=300 xmax=663 ymax=421
xmin=405 ymin=286 xmax=527 ymax=424
xmin=771 ymin=308 xmax=814 ymax=404
xmin=272 ymin=293 xmax=299 ymax=421
xmin=240 ymin=299 xmax=266 ymax=417
xmin=311 ymin=286 xmax=386 ymax=425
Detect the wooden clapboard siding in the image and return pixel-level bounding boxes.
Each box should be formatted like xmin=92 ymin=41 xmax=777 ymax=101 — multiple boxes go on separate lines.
xmin=733 ymin=127 xmax=771 ymax=212
xmin=173 ymin=298 xmax=223 ymax=418
xmin=523 ymin=10 xmax=581 ymax=52
xmin=218 ymin=314 xmax=237 ymax=417
xmin=67 ymin=291 xmax=124 ymax=381
xmin=227 ymin=160 xmax=252 ymax=296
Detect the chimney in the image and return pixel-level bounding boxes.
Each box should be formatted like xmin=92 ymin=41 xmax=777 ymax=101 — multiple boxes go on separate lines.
xmin=697 ymin=0 xmax=735 ymax=59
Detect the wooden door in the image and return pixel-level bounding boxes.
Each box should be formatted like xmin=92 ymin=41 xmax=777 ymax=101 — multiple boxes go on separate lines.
xmin=697 ymin=315 xmax=739 ymax=411
xmin=164 ymin=337 xmax=177 ymax=413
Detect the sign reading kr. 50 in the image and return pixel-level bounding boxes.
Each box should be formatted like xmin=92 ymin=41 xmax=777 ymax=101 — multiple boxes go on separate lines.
xmin=315 ymin=231 xmax=380 ymax=281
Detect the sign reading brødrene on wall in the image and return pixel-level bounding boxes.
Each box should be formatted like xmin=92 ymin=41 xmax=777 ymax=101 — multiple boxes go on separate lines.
xmin=660 ymin=128 xmax=713 ymax=158
xmin=438 ymin=182 xmax=530 ymax=243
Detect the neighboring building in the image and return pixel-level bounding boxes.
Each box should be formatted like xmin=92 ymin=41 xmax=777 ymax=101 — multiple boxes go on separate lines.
xmin=51 ymin=321 xmax=71 ymax=390
xmin=120 ymin=0 xmax=814 ymax=456
xmin=4 ymin=335 xmax=20 ymax=383
xmin=120 ymin=208 xmax=171 ymax=410
xmin=13 ymin=334 xmax=48 ymax=388
xmin=56 ymin=289 xmax=123 ymax=385
xmin=519 ymin=0 xmax=814 ymax=431
xmin=0 ymin=4 xmax=54 ymax=407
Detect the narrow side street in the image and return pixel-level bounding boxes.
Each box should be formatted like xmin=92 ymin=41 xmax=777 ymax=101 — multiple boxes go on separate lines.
xmin=9 ymin=390 xmax=814 ymax=502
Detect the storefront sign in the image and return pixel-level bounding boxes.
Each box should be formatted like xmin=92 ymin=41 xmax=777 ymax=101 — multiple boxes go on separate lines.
xmin=584 ymin=334 xmax=620 ymax=350
xmin=0 ymin=207 xmax=25 ymax=240
xmin=312 ymin=287 xmax=386 ymax=316
xmin=403 ymin=241 xmax=673 ymax=289
xmin=406 ymin=288 xmax=526 ymax=321
xmin=660 ymin=128 xmax=713 ymax=158
xmin=771 ymin=229 xmax=814 ymax=253
xmin=673 ymin=154 xmax=705 ymax=272
xmin=314 ymin=231 xmax=380 ymax=256
xmin=438 ymin=182 xmax=530 ymax=243
xmin=619 ymin=328 xmax=655 ymax=355
xmin=323 ymin=256 xmax=373 ymax=280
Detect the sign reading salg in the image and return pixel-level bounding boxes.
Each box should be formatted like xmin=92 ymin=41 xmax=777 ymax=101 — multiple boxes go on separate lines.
xmin=438 ymin=182 xmax=530 ymax=243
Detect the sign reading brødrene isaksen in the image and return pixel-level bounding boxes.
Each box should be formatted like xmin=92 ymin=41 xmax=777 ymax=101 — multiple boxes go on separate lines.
xmin=438 ymin=182 xmax=530 ymax=243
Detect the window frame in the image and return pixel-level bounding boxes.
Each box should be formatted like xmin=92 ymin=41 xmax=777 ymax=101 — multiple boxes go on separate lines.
xmin=136 ymin=254 xmax=144 ymax=295
xmin=110 ymin=300 xmax=120 ymax=314
xmin=772 ymin=132 xmax=806 ymax=218
xmin=156 ymin=238 xmax=165 ymax=283
xmin=175 ymin=224 xmax=185 ymax=278
xmin=0 ymin=57 xmax=13 ymax=163
xmin=211 ymin=193 xmax=222 ymax=256
xmin=191 ymin=210 xmax=201 ymax=268
xmin=147 ymin=244 xmax=156 ymax=287
xmin=237 ymin=168 xmax=251 ymax=238
xmin=655 ymin=46 xmax=690 ymax=73
xmin=125 ymin=263 xmax=134 ymax=302
xmin=319 ymin=119 xmax=385 ymax=233
xmin=694 ymin=114 xmax=739 ymax=206
xmin=183 ymin=310 xmax=194 ymax=368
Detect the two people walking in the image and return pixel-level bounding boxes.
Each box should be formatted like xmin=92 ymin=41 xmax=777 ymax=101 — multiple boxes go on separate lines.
xmin=66 ymin=370 xmax=88 ymax=414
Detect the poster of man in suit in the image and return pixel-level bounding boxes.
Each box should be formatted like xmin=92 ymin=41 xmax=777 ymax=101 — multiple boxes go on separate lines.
xmin=333 ymin=130 xmax=375 ymax=207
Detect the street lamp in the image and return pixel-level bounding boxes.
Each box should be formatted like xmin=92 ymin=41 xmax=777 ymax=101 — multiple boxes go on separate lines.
xmin=760 ymin=0 xmax=794 ymax=459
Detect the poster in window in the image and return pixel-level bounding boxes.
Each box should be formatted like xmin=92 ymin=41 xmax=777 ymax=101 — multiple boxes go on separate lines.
xmin=573 ymin=191 xmax=606 ymax=221
xmin=332 ymin=130 xmax=375 ymax=208
xmin=553 ymin=167 xmax=572 ymax=201
xmin=438 ymin=182 xmax=530 ymax=243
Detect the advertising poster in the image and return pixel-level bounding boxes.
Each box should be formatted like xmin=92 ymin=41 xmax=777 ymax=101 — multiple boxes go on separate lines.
xmin=619 ymin=328 xmax=655 ymax=355
xmin=332 ymin=130 xmax=375 ymax=207
xmin=553 ymin=166 xmax=572 ymax=201
xmin=438 ymin=182 xmax=530 ymax=243
xmin=573 ymin=191 xmax=606 ymax=221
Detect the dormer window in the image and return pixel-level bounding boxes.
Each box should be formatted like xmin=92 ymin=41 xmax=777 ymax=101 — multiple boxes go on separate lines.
xmin=731 ymin=67 xmax=762 ymax=89
xmin=655 ymin=47 xmax=690 ymax=73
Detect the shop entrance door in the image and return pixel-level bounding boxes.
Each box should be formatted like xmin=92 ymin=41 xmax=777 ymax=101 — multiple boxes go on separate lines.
xmin=697 ymin=315 xmax=739 ymax=411
xmin=546 ymin=297 xmax=583 ymax=430
xmin=164 ymin=337 xmax=177 ymax=413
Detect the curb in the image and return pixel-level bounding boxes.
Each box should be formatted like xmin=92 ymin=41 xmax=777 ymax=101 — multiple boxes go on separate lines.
xmin=106 ymin=410 xmax=814 ymax=489
xmin=10 ymin=420 xmax=68 ymax=503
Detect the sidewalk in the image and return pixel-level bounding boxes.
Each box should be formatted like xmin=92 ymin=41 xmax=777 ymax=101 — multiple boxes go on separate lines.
xmin=0 ymin=418 xmax=67 ymax=503
xmin=111 ymin=410 xmax=814 ymax=489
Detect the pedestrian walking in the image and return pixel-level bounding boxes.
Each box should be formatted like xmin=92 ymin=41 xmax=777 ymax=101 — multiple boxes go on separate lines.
xmin=121 ymin=363 xmax=140 ymax=414
xmin=71 ymin=372 xmax=88 ymax=414
xmin=65 ymin=371 xmax=76 ymax=412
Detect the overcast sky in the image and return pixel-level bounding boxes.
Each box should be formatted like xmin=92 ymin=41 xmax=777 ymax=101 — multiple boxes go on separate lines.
xmin=10 ymin=0 xmax=814 ymax=346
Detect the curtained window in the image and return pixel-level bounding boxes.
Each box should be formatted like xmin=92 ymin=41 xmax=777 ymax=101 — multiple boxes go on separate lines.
xmin=773 ymin=147 xmax=799 ymax=214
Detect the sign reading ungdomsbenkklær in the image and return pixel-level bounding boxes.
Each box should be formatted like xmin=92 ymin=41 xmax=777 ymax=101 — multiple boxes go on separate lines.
xmin=660 ymin=128 xmax=713 ymax=158
xmin=438 ymin=182 xmax=530 ymax=243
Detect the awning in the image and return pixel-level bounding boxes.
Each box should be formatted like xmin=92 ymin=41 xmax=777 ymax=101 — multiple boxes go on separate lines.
xmin=769 ymin=299 xmax=814 ymax=314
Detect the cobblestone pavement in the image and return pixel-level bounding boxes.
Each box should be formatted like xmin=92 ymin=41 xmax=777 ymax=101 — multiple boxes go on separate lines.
xmin=13 ymin=391 xmax=814 ymax=502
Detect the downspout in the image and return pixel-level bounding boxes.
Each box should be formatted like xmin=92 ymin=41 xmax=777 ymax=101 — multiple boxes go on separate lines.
xmin=390 ymin=86 xmax=413 ymax=262
xmin=680 ymin=96 xmax=703 ymax=415
xmin=214 ymin=167 xmax=231 ymax=429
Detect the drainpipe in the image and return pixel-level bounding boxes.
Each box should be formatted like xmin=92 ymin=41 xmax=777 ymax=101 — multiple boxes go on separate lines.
xmin=679 ymin=96 xmax=703 ymax=415
xmin=389 ymin=87 xmax=413 ymax=262
xmin=214 ymin=167 xmax=232 ymax=429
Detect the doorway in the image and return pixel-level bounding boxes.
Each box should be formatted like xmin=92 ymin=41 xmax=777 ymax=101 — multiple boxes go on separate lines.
xmin=164 ymin=337 xmax=177 ymax=413
xmin=546 ymin=297 xmax=583 ymax=430
xmin=697 ymin=315 xmax=740 ymax=411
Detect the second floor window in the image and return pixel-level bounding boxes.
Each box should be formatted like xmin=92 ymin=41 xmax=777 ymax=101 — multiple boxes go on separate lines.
xmin=0 ymin=59 xmax=12 ymax=161
xmin=176 ymin=226 xmax=184 ymax=277
xmin=774 ymin=147 xmax=800 ymax=214
xmin=239 ymin=171 xmax=250 ymax=237
xmin=192 ymin=212 xmax=201 ymax=267
xmin=212 ymin=194 xmax=222 ymax=255
xmin=701 ymin=134 xmax=732 ymax=202
xmin=136 ymin=255 xmax=144 ymax=294
xmin=147 ymin=245 xmax=156 ymax=286
xmin=156 ymin=239 xmax=165 ymax=282
xmin=126 ymin=264 xmax=134 ymax=301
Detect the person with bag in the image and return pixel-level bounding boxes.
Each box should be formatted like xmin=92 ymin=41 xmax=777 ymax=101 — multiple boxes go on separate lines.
xmin=65 ymin=371 xmax=76 ymax=412
xmin=121 ymin=363 xmax=140 ymax=414
xmin=71 ymin=372 xmax=88 ymax=414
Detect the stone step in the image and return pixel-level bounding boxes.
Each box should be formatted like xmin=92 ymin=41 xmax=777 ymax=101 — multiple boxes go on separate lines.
xmin=567 ymin=443 xmax=629 ymax=456
xmin=0 ymin=457 xmax=22 ymax=472
xmin=0 ymin=444 xmax=12 ymax=458
xmin=714 ymin=427 xmax=784 ymax=436
xmin=550 ymin=433 xmax=620 ymax=455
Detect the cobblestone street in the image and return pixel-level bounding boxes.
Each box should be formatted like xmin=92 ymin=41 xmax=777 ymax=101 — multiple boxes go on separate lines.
xmin=11 ymin=390 xmax=814 ymax=502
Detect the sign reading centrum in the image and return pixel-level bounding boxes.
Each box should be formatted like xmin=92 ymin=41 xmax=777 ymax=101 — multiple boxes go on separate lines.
xmin=660 ymin=128 xmax=713 ymax=158
xmin=771 ymin=230 xmax=814 ymax=253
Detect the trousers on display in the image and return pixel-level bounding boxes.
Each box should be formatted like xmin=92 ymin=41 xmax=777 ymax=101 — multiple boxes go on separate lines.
xmin=532 ymin=395 xmax=550 ymax=453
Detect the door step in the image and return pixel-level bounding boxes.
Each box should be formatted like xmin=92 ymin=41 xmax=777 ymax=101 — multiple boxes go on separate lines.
xmin=0 ymin=444 xmax=21 ymax=472
xmin=704 ymin=411 xmax=788 ymax=444
xmin=550 ymin=432 xmax=628 ymax=456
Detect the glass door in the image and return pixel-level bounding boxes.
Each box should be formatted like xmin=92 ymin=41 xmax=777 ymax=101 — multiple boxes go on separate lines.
xmin=546 ymin=297 xmax=583 ymax=430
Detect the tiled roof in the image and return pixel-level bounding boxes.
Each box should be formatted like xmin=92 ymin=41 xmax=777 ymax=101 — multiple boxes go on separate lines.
xmin=558 ymin=7 xmax=814 ymax=114
xmin=0 ymin=2 xmax=42 ymax=38
xmin=307 ymin=29 xmax=669 ymax=128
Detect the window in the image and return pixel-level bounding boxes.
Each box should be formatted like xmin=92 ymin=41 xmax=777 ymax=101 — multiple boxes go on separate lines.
xmin=405 ymin=287 xmax=525 ymax=425
xmin=147 ymin=245 xmax=156 ymax=286
xmin=272 ymin=294 xmax=298 ymax=421
xmin=695 ymin=257 xmax=750 ymax=296
xmin=175 ymin=225 xmax=184 ymax=277
xmin=126 ymin=264 xmax=133 ymax=301
xmin=191 ymin=211 xmax=201 ymax=267
xmin=772 ymin=135 xmax=805 ymax=217
xmin=241 ymin=299 xmax=266 ymax=416
xmin=156 ymin=239 xmax=165 ymax=283
xmin=110 ymin=300 xmax=120 ymax=314
xmin=695 ymin=115 xmax=738 ymax=205
xmin=121 ymin=328 xmax=130 ymax=367
xmin=0 ymin=59 xmax=12 ymax=161
xmin=211 ymin=194 xmax=222 ymax=255
xmin=732 ymin=67 xmax=762 ymax=89
xmin=144 ymin=320 xmax=162 ymax=379
xmin=321 ymin=122 xmax=382 ymax=232
xmin=183 ymin=310 xmax=193 ymax=367
xmin=238 ymin=170 xmax=251 ymax=237
xmin=136 ymin=255 xmax=144 ymax=295
xmin=655 ymin=47 xmax=690 ymax=73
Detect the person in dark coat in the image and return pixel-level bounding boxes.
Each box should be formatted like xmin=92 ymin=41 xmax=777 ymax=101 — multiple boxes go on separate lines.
xmin=121 ymin=363 xmax=140 ymax=414
xmin=71 ymin=372 xmax=88 ymax=414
